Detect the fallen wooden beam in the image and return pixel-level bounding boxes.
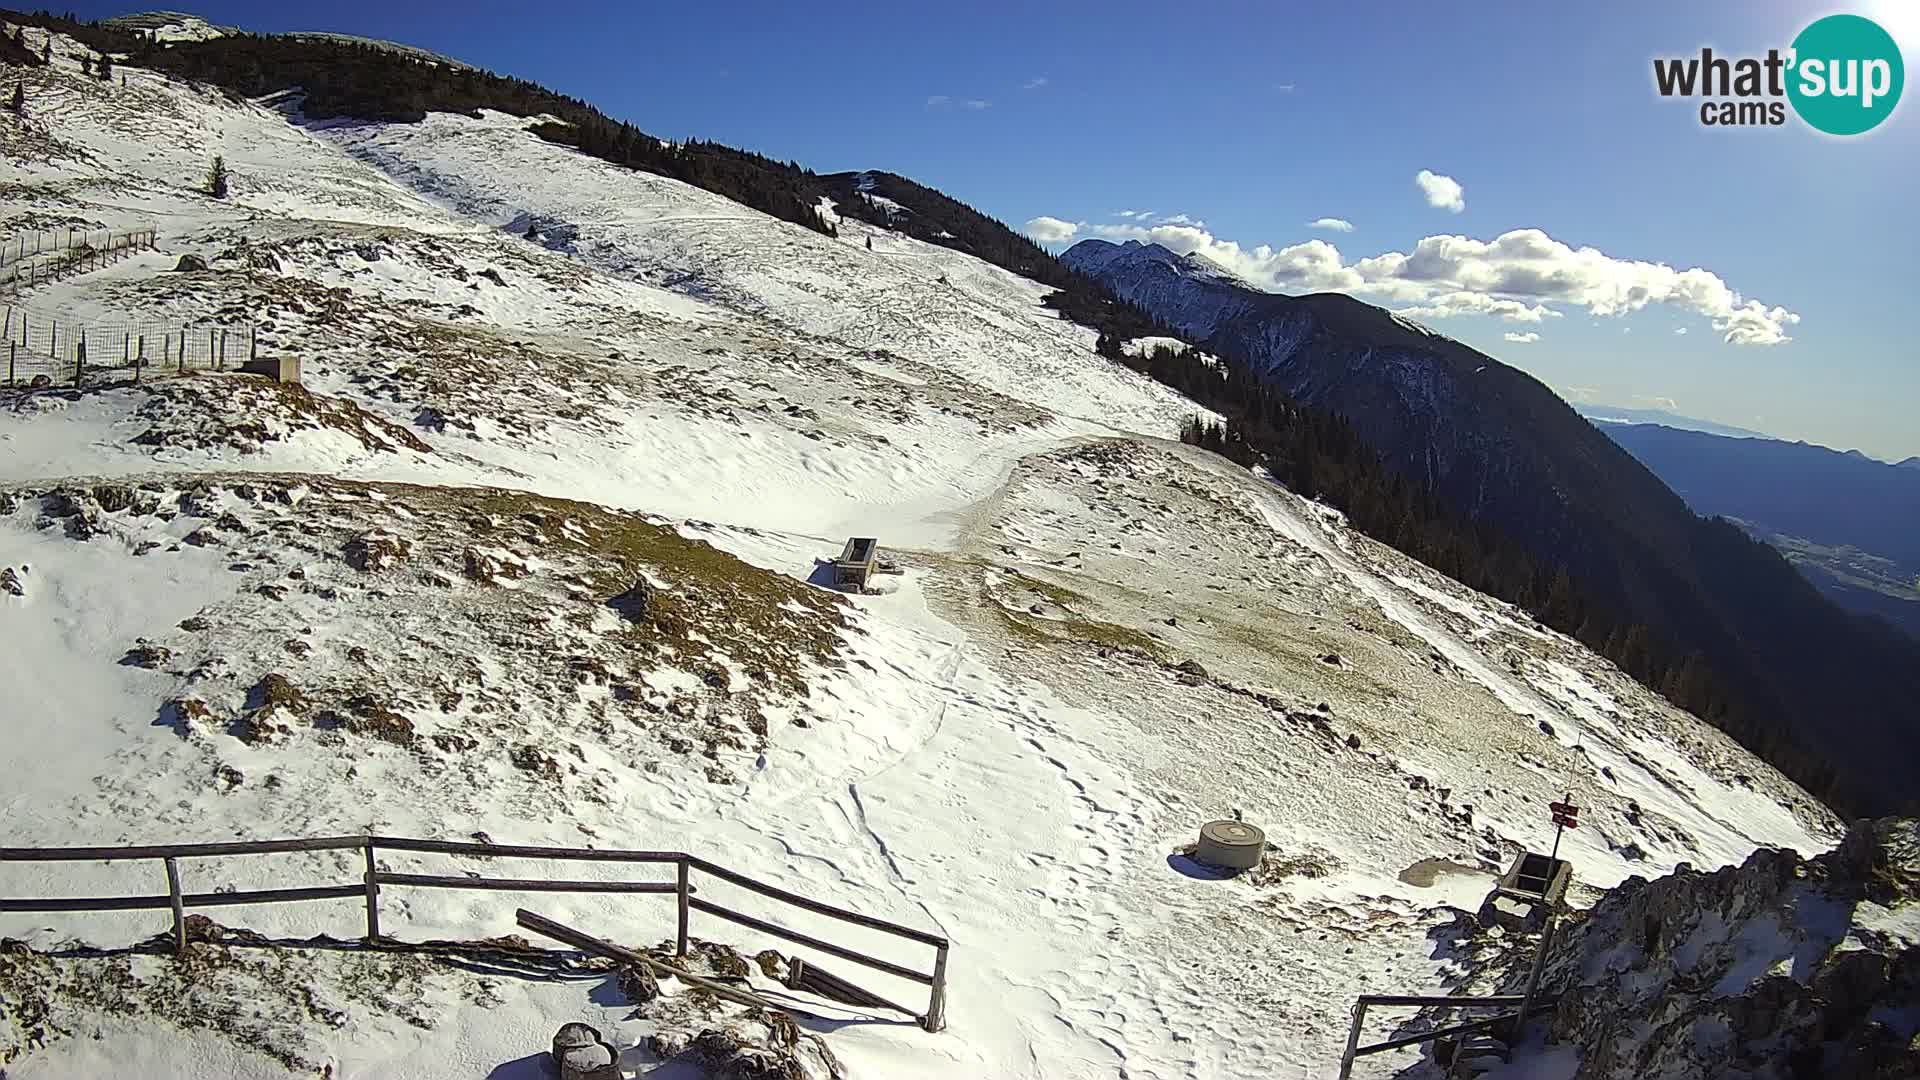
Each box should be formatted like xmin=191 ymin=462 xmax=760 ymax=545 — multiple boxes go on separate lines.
xmin=515 ymin=908 xmax=779 ymax=1015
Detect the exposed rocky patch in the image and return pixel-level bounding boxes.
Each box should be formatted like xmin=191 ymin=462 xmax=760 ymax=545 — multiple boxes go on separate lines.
xmin=1511 ymin=817 xmax=1919 ymax=1079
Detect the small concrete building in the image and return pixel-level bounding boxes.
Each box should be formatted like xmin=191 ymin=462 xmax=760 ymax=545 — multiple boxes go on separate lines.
xmin=239 ymin=354 xmax=302 ymax=385
xmin=833 ymin=537 xmax=879 ymax=590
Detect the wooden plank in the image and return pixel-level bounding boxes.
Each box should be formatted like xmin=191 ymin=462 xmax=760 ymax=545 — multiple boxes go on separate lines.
xmin=370 ymin=836 xmax=680 ymax=863
xmin=373 ymin=871 xmax=681 ymax=894
xmin=686 ymin=856 xmax=946 ymax=948
xmin=363 ymin=842 xmax=381 ymax=942
xmin=516 ymin=908 xmax=778 ymax=1014
xmin=1355 ymin=1012 xmax=1517 ymax=1058
xmin=688 ymin=896 xmax=933 ymax=986
xmin=183 ymin=885 xmax=365 ymax=908
xmin=164 ymin=858 xmax=186 ymax=957
xmin=0 ymin=835 xmax=368 ymax=861
xmin=676 ymin=857 xmax=690 ymax=957
xmin=924 ymin=943 xmax=949 ymax=1032
xmin=0 ymin=883 xmax=362 ymax=913
xmin=1353 ymin=993 xmax=1537 ymax=1008
xmin=0 ymin=893 xmax=174 ymax=913
xmin=786 ymin=957 xmax=920 ymax=1018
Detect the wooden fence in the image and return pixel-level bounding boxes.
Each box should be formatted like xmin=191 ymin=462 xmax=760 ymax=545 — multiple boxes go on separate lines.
xmin=0 ymin=226 xmax=158 ymax=288
xmin=2 ymin=304 xmax=258 ymax=387
xmin=0 ymin=833 xmax=950 ymax=1032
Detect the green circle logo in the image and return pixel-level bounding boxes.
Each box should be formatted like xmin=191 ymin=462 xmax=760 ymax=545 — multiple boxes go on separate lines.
xmin=1787 ymin=14 xmax=1904 ymax=135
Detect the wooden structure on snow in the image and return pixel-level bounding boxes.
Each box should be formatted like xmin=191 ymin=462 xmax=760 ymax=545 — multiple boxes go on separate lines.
xmin=834 ymin=537 xmax=880 ymax=589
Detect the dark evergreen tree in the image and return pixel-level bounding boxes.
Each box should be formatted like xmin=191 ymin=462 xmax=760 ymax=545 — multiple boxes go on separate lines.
xmin=207 ymin=154 xmax=229 ymax=199
xmin=95 ymin=51 xmax=111 ymax=80
xmin=8 ymin=82 xmax=21 ymax=116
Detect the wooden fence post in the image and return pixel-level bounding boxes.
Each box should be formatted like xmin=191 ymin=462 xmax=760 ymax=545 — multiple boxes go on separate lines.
xmin=209 ymin=328 xmax=217 ymax=370
xmin=923 ymin=942 xmax=949 ymax=1032
xmin=362 ymin=840 xmax=381 ymax=942
xmin=74 ymin=333 xmax=84 ymax=388
xmin=7 ymin=342 xmax=14 ymax=386
xmin=164 ymin=857 xmax=186 ymax=958
xmin=676 ymin=858 xmax=690 ymax=957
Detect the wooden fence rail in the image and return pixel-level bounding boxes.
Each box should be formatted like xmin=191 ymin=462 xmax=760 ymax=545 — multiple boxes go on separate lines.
xmin=0 ymin=833 xmax=950 ymax=1031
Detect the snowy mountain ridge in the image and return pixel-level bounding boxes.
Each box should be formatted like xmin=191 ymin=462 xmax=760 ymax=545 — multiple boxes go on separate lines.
xmin=0 ymin=21 xmax=1849 ymax=1080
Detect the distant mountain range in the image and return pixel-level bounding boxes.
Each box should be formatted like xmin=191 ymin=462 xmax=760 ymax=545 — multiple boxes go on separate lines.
xmin=1573 ymin=404 xmax=1772 ymax=441
xmin=1593 ymin=421 xmax=1920 ymax=639
xmin=1063 ymin=237 xmax=1920 ymax=813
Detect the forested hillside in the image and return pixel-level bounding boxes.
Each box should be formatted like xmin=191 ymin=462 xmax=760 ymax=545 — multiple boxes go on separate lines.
xmin=5 ymin=10 xmax=836 ymax=235
xmin=1070 ymin=244 xmax=1920 ymax=816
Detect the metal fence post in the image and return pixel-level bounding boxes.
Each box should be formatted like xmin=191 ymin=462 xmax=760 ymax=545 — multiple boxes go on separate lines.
xmin=676 ymin=858 xmax=691 ymax=957
xmin=164 ymin=857 xmax=187 ymax=957
xmin=923 ymin=942 xmax=949 ymax=1032
xmin=362 ymin=840 xmax=381 ymax=942
xmin=1515 ymin=913 xmax=1558 ymax=1048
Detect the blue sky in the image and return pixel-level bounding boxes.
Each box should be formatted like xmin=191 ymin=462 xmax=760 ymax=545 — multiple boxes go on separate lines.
xmin=75 ymin=1 xmax=1920 ymax=460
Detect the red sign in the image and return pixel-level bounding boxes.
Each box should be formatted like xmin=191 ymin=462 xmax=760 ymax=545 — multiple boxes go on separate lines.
xmin=1550 ymin=799 xmax=1579 ymax=829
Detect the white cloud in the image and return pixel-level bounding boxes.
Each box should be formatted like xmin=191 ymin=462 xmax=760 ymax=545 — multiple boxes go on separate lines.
xmin=1023 ymin=76 xmax=1048 ymax=90
xmin=1023 ymin=216 xmax=1081 ymax=244
xmin=1674 ymin=327 xmax=1688 ymax=335
xmin=963 ymin=98 xmax=991 ymax=110
xmin=1055 ymin=216 xmax=1798 ymax=344
xmin=1566 ymin=385 xmax=1600 ymax=400
xmin=1503 ymin=331 xmax=1541 ymax=344
xmin=1308 ymin=217 xmax=1355 ymax=233
xmin=1275 ymin=82 xmax=1296 ymax=93
xmin=1156 ymin=213 xmax=1204 ymax=227
xmin=1711 ymin=303 xmax=1800 ymax=345
xmin=926 ymin=95 xmax=951 ymax=107
xmin=1396 ymin=291 xmax=1562 ymax=324
xmin=1356 ymin=228 xmax=1799 ymax=343
xmin=1415 ymin=169 xmax=1466 ymax=213
xmin=1087 ymin=222 xmax=1363 ymax=292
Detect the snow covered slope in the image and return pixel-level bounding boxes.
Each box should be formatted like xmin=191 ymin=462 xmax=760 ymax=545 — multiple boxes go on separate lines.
xmin=1 ymin=25 xmax=1843 ymax=1080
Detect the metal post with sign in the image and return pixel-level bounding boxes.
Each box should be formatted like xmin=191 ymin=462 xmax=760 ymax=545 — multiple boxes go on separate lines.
xmin=1518 ymin=795 xmax=1579 ymax=1044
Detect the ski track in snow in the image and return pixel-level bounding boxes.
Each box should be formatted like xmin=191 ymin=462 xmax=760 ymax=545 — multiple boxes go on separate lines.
xmin=0 ymin=32 xmax=1843 ymax=1080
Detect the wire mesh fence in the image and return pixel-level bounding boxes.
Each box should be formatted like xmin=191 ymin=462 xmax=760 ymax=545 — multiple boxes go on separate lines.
xmin=0 ymin=227 xmax=159 ymax=287
xmin=2 ymin=304 xmax=257 ymax=388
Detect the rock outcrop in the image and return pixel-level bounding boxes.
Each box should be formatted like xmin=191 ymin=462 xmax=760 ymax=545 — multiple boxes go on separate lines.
xmin=1525 ymin=817 xmax=1919 ymax=1079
